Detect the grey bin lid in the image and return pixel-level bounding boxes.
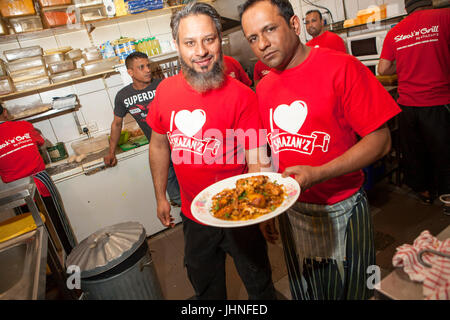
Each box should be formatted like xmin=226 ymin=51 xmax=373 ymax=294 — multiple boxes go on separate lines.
xmin=66 ymin=221 xmax=147 ymax=278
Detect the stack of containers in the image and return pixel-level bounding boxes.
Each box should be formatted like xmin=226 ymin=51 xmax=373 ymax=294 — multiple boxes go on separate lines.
xmin=44 ymin=47 xmax=84 ymax=84
xmin=125 ymin=0 xmax=163 ymax=14
xmin=0 ymin=0 xmax=43 ymax=34
xmin=39 ymin=0 xmax=77 ymax=28
xmin=3 ymin=46 xmax=50 ymax=92
xmin=111 ymin=37 xmax=136 ymax=63
xmin=81 ymin=46 xmax=120 ymax=75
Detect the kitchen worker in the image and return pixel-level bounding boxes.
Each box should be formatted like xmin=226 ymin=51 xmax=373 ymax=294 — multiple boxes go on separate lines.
xmin=253 ymin=60 xmax=271 ymax=86
xmin=378 ymin=0 xmax=450 ymax=214
xmin=224 ymin=55 xmax=252 ymax=86
xmin=304 ymin=9 xmax=347 ymax=53
xmin=104 ymin=51 xmax=181 ymax=207
xmin=240 ymin=0 xmax=400 ymax=300
xmin=147 ymin=1 xmax=276 ymax=300
xmin=0 ymin=104 xmax=75 ymax=254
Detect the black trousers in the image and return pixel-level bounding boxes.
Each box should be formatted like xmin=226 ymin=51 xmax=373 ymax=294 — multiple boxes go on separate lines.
xmin=398 ymin=104 xmax=450 ymax=196
xmin=181 ymin=213 xmax=276 ymax=300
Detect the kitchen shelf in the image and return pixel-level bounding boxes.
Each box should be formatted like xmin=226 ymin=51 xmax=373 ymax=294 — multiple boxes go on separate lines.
xmin=0 ymin=68 xmax=119 ymax=100
xmin=330 ymin=14 xmax=406 ymax=34
xmin=20 ymin=104 xmax=78 ymax=122
xmin=0 ymin=0 xmax=215 ymax=42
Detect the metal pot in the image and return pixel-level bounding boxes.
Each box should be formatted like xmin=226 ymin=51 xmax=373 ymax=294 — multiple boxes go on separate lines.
xmin=66 ymin=222 xmax=164 ymax=300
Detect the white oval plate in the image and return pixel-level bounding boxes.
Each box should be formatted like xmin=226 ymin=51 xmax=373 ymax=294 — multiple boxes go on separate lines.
xmin=191 ymin=172 xmax=300 ymax=228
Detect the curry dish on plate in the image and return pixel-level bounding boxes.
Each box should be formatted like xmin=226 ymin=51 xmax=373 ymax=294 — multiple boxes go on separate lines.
xmin=211 ymin=175 xmax=286 ymax=221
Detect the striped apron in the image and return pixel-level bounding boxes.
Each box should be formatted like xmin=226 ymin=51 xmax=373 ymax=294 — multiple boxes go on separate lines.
xmin=278 ymin=189 xmax=375 ymax=300
xmin=33 ymin=170 xmax=78 ymax=249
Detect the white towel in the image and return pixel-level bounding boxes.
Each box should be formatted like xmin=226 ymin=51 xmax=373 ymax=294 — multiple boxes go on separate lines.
xmin=392 ymin=230 xmax=450 ymax=300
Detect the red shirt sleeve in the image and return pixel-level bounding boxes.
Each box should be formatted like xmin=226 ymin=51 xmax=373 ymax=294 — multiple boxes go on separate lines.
xmin=225 ymin=56 xmax=252 ymax=86
xmin=25 ymin=122 xmax=45 ymax=146
xmin=339 ymin=56 xmax=401 ymax=137
xmin=146 ymin=86 xmax=166 ymax=135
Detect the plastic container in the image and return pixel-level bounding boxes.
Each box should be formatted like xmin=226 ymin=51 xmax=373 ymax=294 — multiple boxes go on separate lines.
xmin=38 ymin=0 xmax=72 ymax=7
xmin=71 ymin=135 xmax=109 ymax=155
xmin=80 ymin=5 xmax=106 ymax=22
xmin=82 ymin=56 xmax=119 ymax=75
xmin=65 ymin=49 xmax=82 ymax=61
xmin=43 ymin=11 xmax=77 ymax=28
xmin=0 ymin=60 xmax=7 ymax=77
xmin=0 ymin=76 xmax=14 ymax=95
xmin=0 ymin=0 xmax=35 ymax=18
xmin=9 ymin=66 xmax=48 ymax=82
xmin=44 ymin=53 xmax=65 ymax=65
xmin=48 ymin=60 xmax=75 ymax=74
xmin=0 ymin=18 xmax=8 ymax=35
xmin=46 ymin=142 xmax=68 ymax=162
xmin=13 ymin=76 xmax=50 ymax=92
xmin=9 ymin=16 xmax=43 ymax=33
xmin=45 ymin=47 xmax=72 ymax=55
xmin=82 ymin=48 xmax=102 ymax=62
xmin=4 ymin=46 xmax=43 ymax=62
xmin=50 ymin=68 xmax=83 ymax=83
xmin=7 ymin=56 xmax=45 ymax=73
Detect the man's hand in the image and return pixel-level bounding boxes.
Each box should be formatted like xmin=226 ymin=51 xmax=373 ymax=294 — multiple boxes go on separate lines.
xmin=259 ymin=219 xmax=279 ymax=244
xmin=103 ymin=153 xmax=117 ymax=167
xmin=282 ymin=165 xmax=322 ymax=190
xmin=157 ymin=198 xmax=174 ymax=228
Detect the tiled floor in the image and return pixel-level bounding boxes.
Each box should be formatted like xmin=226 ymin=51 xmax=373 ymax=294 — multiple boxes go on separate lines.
xmin=147 ymin=179 xmax=450 ymax=300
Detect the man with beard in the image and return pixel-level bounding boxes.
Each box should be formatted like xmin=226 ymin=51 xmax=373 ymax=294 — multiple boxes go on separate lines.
xmin=239 ymin=0 xmax=400 ymax=300
xmin=304 ymin=10 xmax=347 ymax=53
xmin=104 ymin=51 xmax=181 ymax=207
xmin=146 ymin=1 xmax=276 ymax=300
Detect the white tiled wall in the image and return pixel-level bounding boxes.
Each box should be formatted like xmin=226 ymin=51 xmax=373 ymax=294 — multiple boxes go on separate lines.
xmin=0 ymin=12 xmax=174 ymax=156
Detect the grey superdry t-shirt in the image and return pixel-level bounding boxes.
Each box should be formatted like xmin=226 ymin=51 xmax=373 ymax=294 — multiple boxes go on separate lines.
xmin=114 ymin=79 xmax=162 ymax=139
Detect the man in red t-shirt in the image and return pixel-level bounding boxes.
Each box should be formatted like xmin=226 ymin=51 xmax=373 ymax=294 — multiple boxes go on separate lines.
xmin=147 ymin=2 xmax=275 ymax=300
xmin=224 ymin=55 xmax=252 ymax=86
xmin=0 ymin=105 xmax=74 ymax=254
xmin=240 ymin=0 xmax=400 ymax=300
xmin=253 ymin=60 xmax=271 ymax=85
xmin=379 ymin=0 xmax=449 ymax=213
xmin=305 ymin=9 xmax=347 ymax=53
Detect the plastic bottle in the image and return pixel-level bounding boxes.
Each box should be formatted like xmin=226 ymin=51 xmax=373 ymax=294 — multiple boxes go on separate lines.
xmin=154 ymin=37 xmax=162 ymax=55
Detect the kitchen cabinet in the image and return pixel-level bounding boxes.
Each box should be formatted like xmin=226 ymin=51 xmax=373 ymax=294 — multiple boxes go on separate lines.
xmin=53 ymin=146 xmax=182 ymax=242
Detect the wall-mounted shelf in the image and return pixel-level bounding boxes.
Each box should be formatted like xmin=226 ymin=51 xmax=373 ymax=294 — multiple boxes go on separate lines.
xmin=330 ymin=14 xmax=406 ymax=34
xmin=0 ymin=0 xmax=215 ymax=43
xmin=0 ymin=68 xmax=119 ymax=100
xmin=20 ymin=104 xmax=78 ymax=122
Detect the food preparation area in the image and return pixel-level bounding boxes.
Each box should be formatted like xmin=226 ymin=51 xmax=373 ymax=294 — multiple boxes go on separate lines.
xmin=126 ymin=179 xmax=449 ymax=300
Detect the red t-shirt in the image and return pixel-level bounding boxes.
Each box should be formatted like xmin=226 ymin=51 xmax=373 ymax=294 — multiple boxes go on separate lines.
xmin=380 ymin=9 xmax=450 ymax=106
xmin=254 ymin=60 xmax=272 ymax=82
xmin=306 ymin=31 xmax=347 ymax=53
xmin=224 ymin=55 xmax=252 ymax=86
xmin=256 ymin=48 xmax=401 ymax=205
xmin=147 ymin=73 xmax=263 ymax=222
xmin=0 ymin=121 xmax=50 ymax=197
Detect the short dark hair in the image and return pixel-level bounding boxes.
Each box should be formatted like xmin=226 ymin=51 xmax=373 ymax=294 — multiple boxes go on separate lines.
xmin=0 ymin=103 xmax=3 ymax=115
xmin=238 ymin=0 xmax=295 ymax=26
xmin=170 ymin=1 xmax=222 ymax=43
xmin=404 ymin=0 xmax=432 ymax=14
xmin=125 ymin=51 xmax=148 ymax=69
xmin=305 ymin=9 xmax=322 ymax=20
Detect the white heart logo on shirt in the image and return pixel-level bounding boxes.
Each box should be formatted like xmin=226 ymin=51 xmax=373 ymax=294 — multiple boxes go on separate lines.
xmin=273 ymin=100 xmax=308 ymax=134
xmin=174 ymin=109 xmax=206 ymax=137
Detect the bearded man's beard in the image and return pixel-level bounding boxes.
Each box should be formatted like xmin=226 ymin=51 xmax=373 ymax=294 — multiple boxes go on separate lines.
xmin=180 ymin=51 xmax=225 ymax=93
